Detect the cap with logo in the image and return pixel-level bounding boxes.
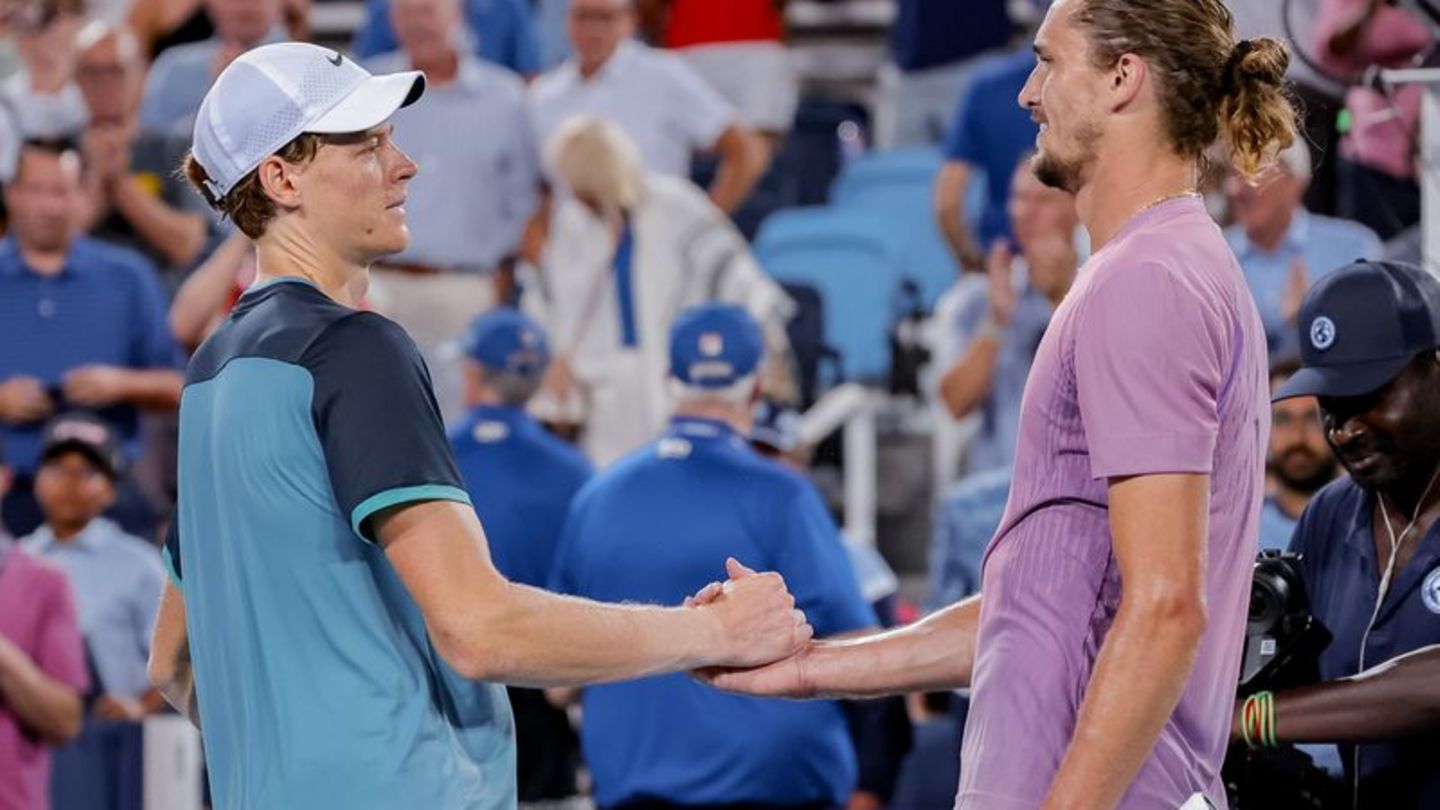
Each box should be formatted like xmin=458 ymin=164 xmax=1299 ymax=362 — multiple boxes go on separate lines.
xmin=1273 ymin=260 xmax=1440 ymax=401
xmin=39 ymin=413 xmax=124 ymax=480
xmin=463 ymin=308 xmax=551 ymax=376
xmin=191 ymin=42 xmax=425 ymax=204
xmin=669 ymin=303 xmax=764 ymax=388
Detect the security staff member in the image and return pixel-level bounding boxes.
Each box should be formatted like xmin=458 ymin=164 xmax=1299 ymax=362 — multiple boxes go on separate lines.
xmin=449 ymin=308 xmax=591 ymax=803
xmin=550 ymin=304 xmax=878 ymax=810
xmin=1270 ymin=259 xmax=1440 ymax=807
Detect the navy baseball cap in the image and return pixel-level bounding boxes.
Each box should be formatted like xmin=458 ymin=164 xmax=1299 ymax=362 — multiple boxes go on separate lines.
xmin=462 ymin=308 xmax=551 ymax=376
xmin=39 ymin=412 xmax=124 ymax=480
xmin=1273 ymin=260 xmax=1440 ymax=402
xmin=669 ymin=303 xmax=764 ymax=388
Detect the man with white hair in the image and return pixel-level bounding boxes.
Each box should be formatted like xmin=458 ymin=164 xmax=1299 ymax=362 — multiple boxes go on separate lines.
xmin=1225 ymin=139 xmax=1382 ymax=361
xmin=524 ymin=117 xmax=791 ymax=468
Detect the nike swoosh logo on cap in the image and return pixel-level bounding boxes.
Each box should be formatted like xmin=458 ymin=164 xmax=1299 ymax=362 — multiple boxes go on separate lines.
xmin=328 ymin=51 xmax=343 ymax=66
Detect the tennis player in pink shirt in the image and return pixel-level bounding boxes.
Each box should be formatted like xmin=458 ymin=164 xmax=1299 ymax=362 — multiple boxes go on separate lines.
xmin=697 ymin=1 xmax=1300 ymax=807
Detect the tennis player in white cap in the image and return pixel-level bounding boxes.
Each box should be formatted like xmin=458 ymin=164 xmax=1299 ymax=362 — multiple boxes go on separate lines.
xmin=147 ymin=42 xmax=810 ymax=810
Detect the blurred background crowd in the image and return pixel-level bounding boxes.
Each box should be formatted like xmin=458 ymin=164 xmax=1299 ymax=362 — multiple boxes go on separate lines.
xmin=0 ymin=0 xmax=1433 ymax=808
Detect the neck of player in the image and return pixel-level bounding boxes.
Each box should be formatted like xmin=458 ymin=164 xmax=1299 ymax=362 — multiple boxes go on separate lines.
xmin=1074 ymin=138 xmax=1198 ymax=252
xmin=252 ymin=226 xmax=370 ymax=308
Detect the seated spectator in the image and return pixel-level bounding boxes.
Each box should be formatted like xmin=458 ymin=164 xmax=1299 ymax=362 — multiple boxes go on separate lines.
xmin=74 ymin=22 xmax=214 ymax=280
xmin=0 ymin=140 xmax=183 ymax=538
xmin=364 ymin=0 xmax=541 ymax=423
xmin=937 ymin=157 xmax=1078 ymax=477
xmin=21 ymin=414 xmax=166 ymax=722
xmin=926 ymin=465 xmax=1010 ymax=613
xmin=524 ymin=118 xmax=792 ymax=467
xmin=876 ymin=0 xmax=1013 ymax=148
xmin=933 ymin=44 xmax=1039 ymax=270
xmin=138 ymin=0 xmax=286 ymax=134
xmin=529 ymin=0 xmax=764 ymax=214
xmin=1224 ymin=140 xmax=1381 ymax=361
xmin=449 ymin=309 xmax=591 ymax=803
xmin=549 ymin=303 xmax=877 ymax=810
xmin=353 ymin=0 xmax=541 ymax=76
xmin=0 ymin=443 xmax=88 ymax=810
xmin=0 ymin=1 xmax=88 ymax=139
xmin=1260 ymin=357 xmax=1338 ymax=552
xmin=1272 ymin=259 xmax=1440 ymax=805
xmin=639 ymin=0 xmax=796 ymax=150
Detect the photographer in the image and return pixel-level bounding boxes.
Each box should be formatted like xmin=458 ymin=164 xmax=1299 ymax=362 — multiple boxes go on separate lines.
xmin=1264 ymin=259 xmax=1440 ymax=807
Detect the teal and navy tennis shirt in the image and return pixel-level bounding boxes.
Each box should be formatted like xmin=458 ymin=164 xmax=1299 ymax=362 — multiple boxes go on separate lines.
xmin=164 ymin=277 xmax=515 ymax=810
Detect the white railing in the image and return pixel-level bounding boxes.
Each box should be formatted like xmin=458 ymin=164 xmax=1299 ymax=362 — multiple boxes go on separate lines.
xmin=799 ymin=383 xmax=878 ymax=546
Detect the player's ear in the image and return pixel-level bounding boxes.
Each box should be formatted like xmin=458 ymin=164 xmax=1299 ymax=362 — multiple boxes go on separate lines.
xmin=256 ymin=154 xmax=305 ymax=210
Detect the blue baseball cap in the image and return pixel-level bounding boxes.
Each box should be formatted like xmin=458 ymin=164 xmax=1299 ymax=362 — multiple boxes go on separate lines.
xmin=1274 ymin=260 xmax=1440 ymax=401
xmin=669 ymin=303 xmax=764 ymax=388
xmin=463 ymin=309 xmax=551 ymax=376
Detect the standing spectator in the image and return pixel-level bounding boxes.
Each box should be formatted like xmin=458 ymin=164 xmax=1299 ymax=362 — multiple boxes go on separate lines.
xmin=533 ymin=0 xmax=571 ymax=70
xmin=550 ymin=304 xmax=877 ymax=810
xmin=364 ymin=0 xmax=541 ymax=423
xmin=933 ymin=46 xmax=1040 ymax=270
xmin=529 ymin=0 xmax=764 ymax=215
xmin=353 ymin=0 xmax=542 ymax=76
xmin=639 ymin=0 xmax=796 ymax=153
xmin=525 ymin=119 xmax=792 ymax=467
xmin=22 ymin=414 xmax=167 ymax=721
xmin=0 ymin=444 xmax=88 ymax=810
xmin=875 ymin=0 xmax=1013 ymax=148
xmin=1260 ymin=357 xmax=1338 ymax=552
xmin=1224 ymin=140 xmax=1381 ymax=361
xmin=138 ymin=0 xmax=286 ymax=134
xmin=0 ymin=140 xmax=183 ymax=538
xmin=449 ymin=309 xmax=591 ymax=804
xmin=937 ymin=158 xmax=1079 ymax=477
xmin=0 ymin=0 xmax=88 ymax=139
xmin=74 ymin=22 xmax=214 ymax=280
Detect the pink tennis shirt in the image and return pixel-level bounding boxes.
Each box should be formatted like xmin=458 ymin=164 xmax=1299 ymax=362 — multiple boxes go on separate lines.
xmin=957 ymin=196 xmax=1267 ymax=809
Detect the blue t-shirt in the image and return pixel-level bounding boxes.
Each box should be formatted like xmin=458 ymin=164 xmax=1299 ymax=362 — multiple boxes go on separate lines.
xmin=550 ymin=417 xmax=877 ymax=807
xmin=165 ymin=278 xmax=514 ymax=810
xmin=449 ymin=404 xmax=592 ymax=588
xmin=0 ymin=236 xmax=182 ymax=473
xmin=1258 ymin=497 xmax=1298 ymax=552
xmin=942 ymin=47 xmax=1039 ymax=248
xmin=1289 ymin=476 xmax=1440 ymax=807
xmin=353 ymin=0 xmax=541 ymax=75
xmin=891 ymin=0 xmax=1011 ymax=72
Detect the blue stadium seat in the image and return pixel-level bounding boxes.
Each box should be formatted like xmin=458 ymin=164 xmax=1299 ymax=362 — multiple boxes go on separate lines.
xmin=755 ymin=207 xmax=908 ymax=381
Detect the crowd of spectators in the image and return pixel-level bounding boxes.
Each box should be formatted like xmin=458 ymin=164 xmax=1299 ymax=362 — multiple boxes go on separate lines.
xmin=0 ymin=0 xmax=1434 ymax=808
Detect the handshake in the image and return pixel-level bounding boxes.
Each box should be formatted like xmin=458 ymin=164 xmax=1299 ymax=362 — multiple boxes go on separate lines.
xmin=682 ymin=558 xmax=819 ymax=699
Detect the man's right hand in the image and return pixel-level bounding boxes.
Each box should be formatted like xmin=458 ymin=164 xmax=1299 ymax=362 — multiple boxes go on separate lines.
xmin=699 ymin=558 xmax=812 ymax=669
xmin=0 ymin=376 xmax=55 ymax=424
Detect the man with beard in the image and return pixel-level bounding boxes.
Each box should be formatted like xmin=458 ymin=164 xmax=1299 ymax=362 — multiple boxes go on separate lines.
xmin=697 ymin=0 xmax=1298 ymax=807
xmin=1260 ymin=356 xmax=1340 ymax=551
xmin=1266 ymin=259 xmax=1440 ymax=807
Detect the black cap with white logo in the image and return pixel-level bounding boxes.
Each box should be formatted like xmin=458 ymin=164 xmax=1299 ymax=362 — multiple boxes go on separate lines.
xmin=1273 ymin=260 xmax=1440 ymax=401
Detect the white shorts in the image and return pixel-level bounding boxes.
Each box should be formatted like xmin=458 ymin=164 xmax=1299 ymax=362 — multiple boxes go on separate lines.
xmin=677 ymin=41 xmax=799 ymax=134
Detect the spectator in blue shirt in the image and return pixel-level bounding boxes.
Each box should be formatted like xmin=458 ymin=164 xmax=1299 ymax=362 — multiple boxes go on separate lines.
xmin=1259 ymin=356 xmax=1338 ymax=552
xmin=1225 ymin=140 xmax=1382 ymax=362
xmin=1271 ymin=259 xmax=1440 ymax=807
xmin=0 ymin=140 xmax=183 ymax=538
xmin=450 ymin=309 xmax=591 ymax=803
xmin=934 ymin=46 xmax=1039 ymax=270
xmin=926 ymin=465 xmax=1010 ymax=613
xmin=937 ymin=157 xmax=1077 ymax=478
xmin=875 ymin=0 xmax=1013 ymax=148
xmin=22 ymin=414 xmax=166 ymax=721
xmin=138 ymin=0 xmax=287 ymax=134
xmin=353 ymin=0 xmax=541 ymax=75
xmin=551 ymin=304 xmax=877 ymax=809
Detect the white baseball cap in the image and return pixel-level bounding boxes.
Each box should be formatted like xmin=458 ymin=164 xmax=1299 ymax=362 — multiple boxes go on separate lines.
xmin=191 ymin=42 xmax=425 ymax=204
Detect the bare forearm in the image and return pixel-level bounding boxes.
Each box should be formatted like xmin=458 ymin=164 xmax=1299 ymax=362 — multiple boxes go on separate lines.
xmin=171 ymin=233 xmax=250 ymax=349
xmin=1275 ymin=645 xmax=1440 ymax=744
xmin=709 ymin=133 xmax=765 ymax=214
xmin=113 ymin=176 xmax=207 ymax=267
xmin=119 ymin=369 xmax=184 ymax=410
xmin=939 ymin=340 xmax=1000 ymax=419
xmin=802 ymin=596 xmax=980 ymax=699
xmin=155 ymin=655 xmax=199 ymax=728
xmin=0 ymin=651 xmax=82 ymax=744
xmin=1043 ymin=601 xmax=1205 ymax=810
xmin=935 ymin=164 xmax=981 ymax=270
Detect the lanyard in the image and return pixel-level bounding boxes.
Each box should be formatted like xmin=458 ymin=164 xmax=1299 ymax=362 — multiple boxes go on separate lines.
xmin=612 ymin=221 xmax=638 ymax=348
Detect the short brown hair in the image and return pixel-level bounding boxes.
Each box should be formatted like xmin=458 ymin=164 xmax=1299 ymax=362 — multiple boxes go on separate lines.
xmin=181 ymin=133 xmax=326 ymax=239
xmin=1074 ymin=0 xmax=1297 ymax=178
